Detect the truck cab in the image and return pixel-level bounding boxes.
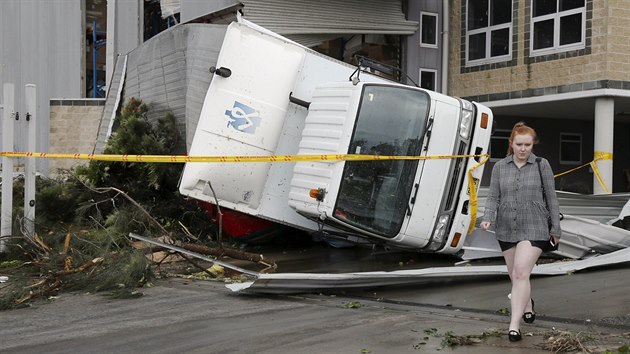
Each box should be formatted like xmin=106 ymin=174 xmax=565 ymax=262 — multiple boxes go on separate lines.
xmin=288 ymin=81 xmax=492 ymax=252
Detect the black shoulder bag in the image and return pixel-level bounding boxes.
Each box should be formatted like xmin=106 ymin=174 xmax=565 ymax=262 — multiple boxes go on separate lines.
xmin=536 ymin=157 xmax=560 ymax=251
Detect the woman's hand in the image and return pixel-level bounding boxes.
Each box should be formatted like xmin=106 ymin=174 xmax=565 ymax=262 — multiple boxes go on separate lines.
xmin=480 ymin=221 xmax=491 ymax=230
xmin=551 ymin=236 xmax=560 ymax=245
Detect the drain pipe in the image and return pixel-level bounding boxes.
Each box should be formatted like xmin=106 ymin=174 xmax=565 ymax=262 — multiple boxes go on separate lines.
xmin=441 ymin=0 xmax=449 ymax=95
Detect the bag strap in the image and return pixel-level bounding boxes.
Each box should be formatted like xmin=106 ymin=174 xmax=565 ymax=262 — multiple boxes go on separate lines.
xmin=535 ymin=157 xmax=549 ymax=209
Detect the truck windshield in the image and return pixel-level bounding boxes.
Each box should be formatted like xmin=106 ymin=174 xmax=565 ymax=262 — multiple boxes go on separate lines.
xmin=334 ymin=85 xmax=429 ymax=238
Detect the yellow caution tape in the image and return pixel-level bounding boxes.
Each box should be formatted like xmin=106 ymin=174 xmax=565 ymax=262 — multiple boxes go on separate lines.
xmin=0 ymin=151 xmax=488 ymax=163
xmin=467 ymin=155 xmax=490 ymax=235
xmin=591 ymin=151 xmax=613 ymax=193
xmin=554 ymin=151 xmax=612 ymax=193
xmin=2 ymin=150 xmax=490 ymax=237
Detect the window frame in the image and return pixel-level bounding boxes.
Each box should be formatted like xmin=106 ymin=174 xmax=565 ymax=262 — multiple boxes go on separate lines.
xmin=530 ymin=0 xmax=586 ymax=56
xmin=489 ymin=128 xmax=511 ymax=162
xmin=559 ymin=132 xmax=583 ymax=165
xmin=465 ymin=0 xmax=514 ymax=67
xmin=419 ymin=68 xmax=437 ymax=91
xmin=420 ymin=11 xmax=439 ymax=48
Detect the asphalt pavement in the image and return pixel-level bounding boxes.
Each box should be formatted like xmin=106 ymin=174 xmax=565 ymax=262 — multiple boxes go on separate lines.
xmin=1 ymin=241 xmax=629 ymax=353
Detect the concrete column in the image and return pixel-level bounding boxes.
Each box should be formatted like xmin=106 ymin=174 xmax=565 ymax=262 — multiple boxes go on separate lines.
xmin=593 ymin=97 xmax=614 ymax=194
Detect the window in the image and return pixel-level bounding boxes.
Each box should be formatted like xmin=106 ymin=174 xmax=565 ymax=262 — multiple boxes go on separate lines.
xmin=335 ymin=85 xmax=429 ymax=237
xmin=559 ymin=133 xmax=582 ymax=164
xmin=419 ymin=69 xmax=437 ymax=91
xmin=490 ymin=129 xmax=511 ymax=161
xmin=531 ymin=0 xmax=585 ymax=55
xmin=420 ymin=12 xmax=438 ymax=48
xmin=466 ymin=0 xmax=513 ymax=66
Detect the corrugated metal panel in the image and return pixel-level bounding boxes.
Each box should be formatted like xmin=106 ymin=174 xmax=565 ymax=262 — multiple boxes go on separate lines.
xmin=98 ymin=24 xmax=227 ymax=153
xmin=240 ymin=0 xmax=418 ymax=35
xmin=478 ymin=187 xmax=630 ymax=223
xmin=180 ymin=0 xmax=239 ymax=23
xmin=226 ymin=247 xmax=630 ymax=293
xmin=284 ymin=34 xmax=342 ymax=48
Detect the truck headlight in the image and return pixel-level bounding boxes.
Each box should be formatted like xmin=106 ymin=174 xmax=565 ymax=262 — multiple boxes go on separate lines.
xmin=432 ymin=214 xmax=450 ymax=243
xmin=459 ymin=100 xmax=474 ymax=140
xmin=459 ymin=108 xmax=473 ymax=140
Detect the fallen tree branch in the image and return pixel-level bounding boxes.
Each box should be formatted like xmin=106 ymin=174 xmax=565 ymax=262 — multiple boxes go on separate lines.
xmin=149 ymin=243 xmax=275 ymax=269
xmin=15 ymin=277 xmax=64 ymax=305
xmin=95 ymin=187 xmax=170 ymax=236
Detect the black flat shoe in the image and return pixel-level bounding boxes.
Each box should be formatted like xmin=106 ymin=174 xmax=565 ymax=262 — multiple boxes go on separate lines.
xmin=508 ymin=329 xmax=522 ymax=342
xmin=523 ymin=299 xmax=536 ymax=324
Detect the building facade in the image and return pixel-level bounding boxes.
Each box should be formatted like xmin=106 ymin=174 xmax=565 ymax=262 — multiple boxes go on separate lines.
xmin=447 ymin=0 xmax=630 ymax=193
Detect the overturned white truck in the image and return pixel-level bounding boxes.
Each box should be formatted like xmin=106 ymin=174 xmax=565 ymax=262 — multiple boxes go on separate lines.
xmin=179 ymin=20 xmax=494 ymax=254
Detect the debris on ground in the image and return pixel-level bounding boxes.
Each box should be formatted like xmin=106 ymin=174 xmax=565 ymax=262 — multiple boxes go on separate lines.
xmin=0 ymin=98 xmax=271 ymax=310
xmin=410 ymin=327 xmax=630 ymax=353
xmin=540 ymin=330 xmax=630 ymax=353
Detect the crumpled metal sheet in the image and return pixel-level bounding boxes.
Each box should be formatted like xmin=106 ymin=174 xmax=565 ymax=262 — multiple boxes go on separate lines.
xmin=477 ymin=187 xmax=630 ymax=224
xmin=463 ymin=193 xmax=630 ymax=260
xmin=226 ymin=247 xmax=630 ymax=293
xmin=462 ymin=214 xmax=630 ymax=260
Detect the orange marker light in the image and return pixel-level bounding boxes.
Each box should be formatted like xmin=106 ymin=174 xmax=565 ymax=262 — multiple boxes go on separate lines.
xmin=450 ymin=232 xmax=462 ymax=248
xmin=480 ymin=113 xmax=489 ymax=129
xmin=309 ymin=188 xmax=326 ymax=201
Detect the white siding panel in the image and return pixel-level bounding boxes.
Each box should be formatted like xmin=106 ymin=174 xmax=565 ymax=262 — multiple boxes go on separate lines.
xmin=0 ymin=0 xmax=82 ymax=174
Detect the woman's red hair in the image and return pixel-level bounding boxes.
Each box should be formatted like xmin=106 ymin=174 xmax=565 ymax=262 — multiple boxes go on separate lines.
xmin=507 ymin=121 xmax=538 ymax=155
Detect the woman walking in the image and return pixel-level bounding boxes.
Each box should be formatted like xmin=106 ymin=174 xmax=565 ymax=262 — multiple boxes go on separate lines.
xmin=480 ymin=121 xmax=561 ymax=342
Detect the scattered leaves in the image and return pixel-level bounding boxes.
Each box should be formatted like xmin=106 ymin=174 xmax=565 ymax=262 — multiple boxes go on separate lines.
xmin=424 ymin=328 xmax=438 ymax=335
xmin=440 ymin=331 xmax=482 ymax=349
xmin=343 ymin=301 xmax=363 ymax=309
xmin=496 ymin=307 xmax=510 ymax=315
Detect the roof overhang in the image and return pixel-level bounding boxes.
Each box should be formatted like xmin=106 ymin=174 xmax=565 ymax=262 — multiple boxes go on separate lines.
xmin=483 ymin=89 xmax=630 ymax=122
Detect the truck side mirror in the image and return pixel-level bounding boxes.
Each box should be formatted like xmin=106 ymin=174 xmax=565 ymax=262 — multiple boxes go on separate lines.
xmin=209 ymin=66 xmax=232 ymax=78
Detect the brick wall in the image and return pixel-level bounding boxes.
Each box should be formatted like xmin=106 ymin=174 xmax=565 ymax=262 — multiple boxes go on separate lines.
xmin=449 ymin=0 xmax=630 ymax=99
xmin=49 ymin=99 xmax=104 ymax=175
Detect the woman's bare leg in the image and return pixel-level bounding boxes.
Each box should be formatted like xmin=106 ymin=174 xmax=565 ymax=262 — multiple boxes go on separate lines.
xmin=507 ymin=241 xmax=542 ymax=331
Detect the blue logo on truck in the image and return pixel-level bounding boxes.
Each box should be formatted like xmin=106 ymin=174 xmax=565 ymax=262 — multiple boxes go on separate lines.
xmin=225 ymin=101 xmax=261 ymax=134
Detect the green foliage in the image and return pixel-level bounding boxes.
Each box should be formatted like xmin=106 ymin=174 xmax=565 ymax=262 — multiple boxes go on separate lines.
xmin=35 ymin=177 xmax=93 ymax=225
xmin=496 ymin=307 xmax=510 ymax=315
xmin=0 ymin=260 xmax=22 ymax=268
xmin=76 ymin=97 xmax=182 ymax=195
xmin=73 ymin=97 xmax=213 ymax=238
xmin=439 ymin=331 xmax=481 ymax=348
xmin=64 ymin=251 xmax=151 ymax=293
xmin=342 ymin=301 xmax=362 ymax=309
